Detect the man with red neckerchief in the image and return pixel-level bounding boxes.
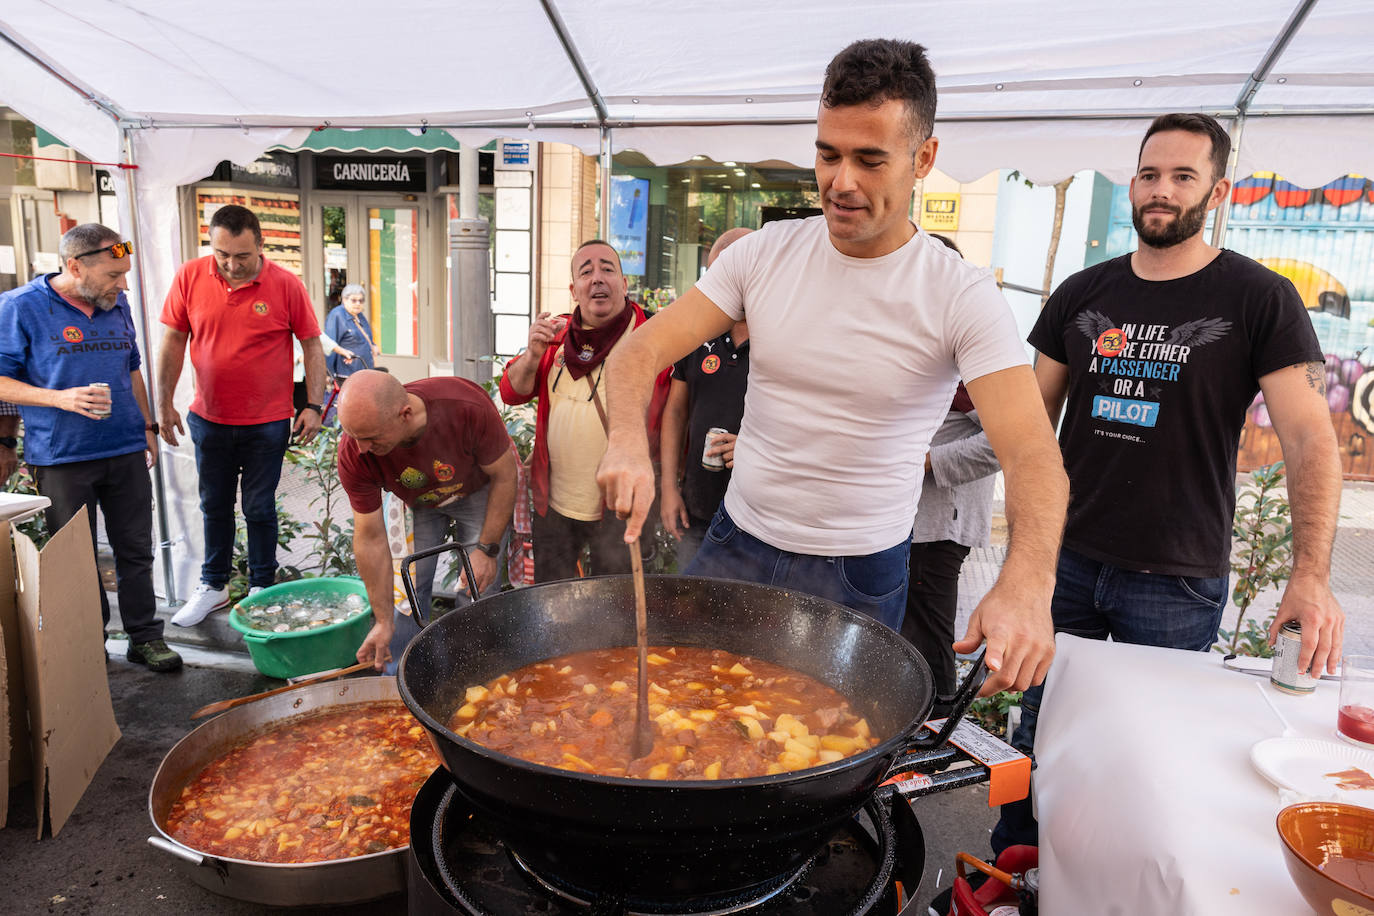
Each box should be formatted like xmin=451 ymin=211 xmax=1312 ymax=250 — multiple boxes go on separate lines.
xmin=499 ymin=240 xmax=670 ymax=582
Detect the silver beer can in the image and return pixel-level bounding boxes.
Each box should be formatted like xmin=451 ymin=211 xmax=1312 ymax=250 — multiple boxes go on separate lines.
xmin=1271 ymin=620 xmax=1317 ymax=695
xmin=90 ymin=381 xmax=111 ymax=419
xmin=701 ymin=427 xmax=729 ymax=471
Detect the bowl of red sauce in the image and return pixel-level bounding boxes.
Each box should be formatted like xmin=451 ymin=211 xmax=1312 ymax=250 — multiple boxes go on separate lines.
xmin=1277 ymin=802 xmax=1374 ymax=912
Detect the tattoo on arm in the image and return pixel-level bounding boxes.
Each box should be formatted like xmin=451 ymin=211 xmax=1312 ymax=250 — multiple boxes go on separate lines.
xmin=1304 ymin=361 xmax=1326 ymax=396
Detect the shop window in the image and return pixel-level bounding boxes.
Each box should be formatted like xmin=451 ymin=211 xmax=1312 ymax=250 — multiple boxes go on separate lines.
xmin=609 ymin=155 xmax=819 ymax=309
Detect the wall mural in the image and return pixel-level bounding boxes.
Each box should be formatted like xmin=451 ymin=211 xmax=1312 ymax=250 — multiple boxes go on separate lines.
xmin=1229 ymin=173 xmax=1374 ymax=478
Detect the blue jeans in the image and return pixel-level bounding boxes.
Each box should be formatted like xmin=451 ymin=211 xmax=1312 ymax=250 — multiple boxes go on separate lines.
xmin=187 ymin=412 xmax=291 ymax=589
xmin=386 ymin=487 xmax=506 ymax=675
xmin=672 ymin=510 xmax=712 ymax=573
xmin=685 ymin=506 xmax=910 ymax=630
xmin=991 ymin=546 xmax=1228 ymax=853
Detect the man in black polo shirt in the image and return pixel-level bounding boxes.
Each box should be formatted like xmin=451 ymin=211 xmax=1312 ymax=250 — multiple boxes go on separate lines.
xmin=660 ymin=228 xmax=752 ymax=568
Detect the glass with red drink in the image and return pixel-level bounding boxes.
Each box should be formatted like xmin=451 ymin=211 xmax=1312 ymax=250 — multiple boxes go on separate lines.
xmin=1338 ymin=655 xmax=1374 ymax=748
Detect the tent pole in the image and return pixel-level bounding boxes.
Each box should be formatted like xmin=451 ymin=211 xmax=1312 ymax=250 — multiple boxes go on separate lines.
xmin=1234 ymin=0 xmax=1320 ymax=115
xmin=120 ymin=126 xmax=179 ymax=605
xmin=599 ymin=126 xmax=612 ymax=238
xmin=1211 ymin=115 xmax=1245 ymax=249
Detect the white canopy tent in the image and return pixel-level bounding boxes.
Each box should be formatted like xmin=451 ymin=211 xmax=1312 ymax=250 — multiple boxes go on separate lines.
xmin=2 ymin=0 xmax=1372 ymax=598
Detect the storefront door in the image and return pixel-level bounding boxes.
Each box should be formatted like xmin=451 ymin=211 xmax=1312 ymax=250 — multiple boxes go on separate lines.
xmin=307 ymin=193 xmax=430 ymax=382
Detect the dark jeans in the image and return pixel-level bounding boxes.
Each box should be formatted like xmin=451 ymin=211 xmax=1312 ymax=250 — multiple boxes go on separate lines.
xmin=32 ymin=451 xmax=162 ymax=643
xmin=901 ymin=540 xmax=971 ymax=697
xmin=685 ymin=506 xmax=910 ymax=630
xmin=991 ymin=546 xmax=1229 ymax=854
xmin=532 ymin=508 xmax=634 ymax=583
xmin=673 ymin=510 xmax=713 ymax=572
xmin=383 ymin=488 xmax=507 ymax=675
xmin=187 ymin=412 xmax=291 ymax=589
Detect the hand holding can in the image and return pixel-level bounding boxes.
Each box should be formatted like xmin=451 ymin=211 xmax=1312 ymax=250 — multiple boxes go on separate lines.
xmin=702 ymin=427 xmax=729 ymax=471
xmin=89 ymin=381 xmax=112 ymax=418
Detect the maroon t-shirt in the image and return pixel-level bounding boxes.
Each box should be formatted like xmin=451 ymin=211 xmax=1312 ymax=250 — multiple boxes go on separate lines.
xmin=339 ymin=377 xmax=511 ymax=514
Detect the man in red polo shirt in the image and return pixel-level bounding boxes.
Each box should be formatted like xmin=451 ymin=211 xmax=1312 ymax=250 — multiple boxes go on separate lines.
xmin=157 ymin=204 xmax=325 ymax=625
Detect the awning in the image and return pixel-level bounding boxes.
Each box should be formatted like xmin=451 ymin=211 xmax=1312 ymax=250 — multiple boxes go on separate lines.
xmin=280 ymin=127 xmax=463 ymax=154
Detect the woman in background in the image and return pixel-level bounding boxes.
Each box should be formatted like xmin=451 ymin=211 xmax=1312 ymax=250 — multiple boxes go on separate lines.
xmin=325 ymin=284 xmax=381 ymax=380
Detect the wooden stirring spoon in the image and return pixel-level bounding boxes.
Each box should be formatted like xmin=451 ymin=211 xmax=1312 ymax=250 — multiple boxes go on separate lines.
xmin=190 ymin=661 xmax=372 ymax=719
xmin=628 ymin=542 xmax=654 ymax=760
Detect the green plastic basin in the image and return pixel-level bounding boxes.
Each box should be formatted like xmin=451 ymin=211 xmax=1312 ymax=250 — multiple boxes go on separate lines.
xmin=228 ymin=577 xmax=372 ymax=680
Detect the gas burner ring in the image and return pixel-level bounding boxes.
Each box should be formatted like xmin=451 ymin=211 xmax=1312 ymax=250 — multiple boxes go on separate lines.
xmin=507 ymin=848 xmax=812 ymax=916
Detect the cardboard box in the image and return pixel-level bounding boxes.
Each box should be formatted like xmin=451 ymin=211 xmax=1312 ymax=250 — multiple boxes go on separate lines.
xmin=0 ymin=508 xmax=121 ymax=836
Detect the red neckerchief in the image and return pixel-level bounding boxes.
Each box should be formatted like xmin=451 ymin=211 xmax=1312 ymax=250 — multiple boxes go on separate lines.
xmin=561 ymin=302 xmax=634 ymax=380
xmin=950 ymin=381 xmax=975 ymax=413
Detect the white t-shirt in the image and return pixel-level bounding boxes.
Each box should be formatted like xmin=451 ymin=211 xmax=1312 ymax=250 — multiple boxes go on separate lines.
xmin=694 ymin=216 xmax=1027 ymax=555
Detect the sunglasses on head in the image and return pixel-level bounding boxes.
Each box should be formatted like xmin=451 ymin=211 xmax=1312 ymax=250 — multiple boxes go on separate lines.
xmin=74 ymin=241 xmax=133 ymax=260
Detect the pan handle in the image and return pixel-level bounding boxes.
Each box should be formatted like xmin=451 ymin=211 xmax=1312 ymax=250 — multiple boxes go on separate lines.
xmin=400 ymin=541 xmax=480 ymax=626
xmin=148 ymin=835 xmax=208 ymax=867
xmin=900 ymin=650 xmax=987 ymax=756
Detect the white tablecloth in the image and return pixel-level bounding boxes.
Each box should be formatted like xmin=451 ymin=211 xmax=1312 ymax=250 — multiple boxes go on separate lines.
xmin=1036 ymin=633 xmax=1342 ymax=915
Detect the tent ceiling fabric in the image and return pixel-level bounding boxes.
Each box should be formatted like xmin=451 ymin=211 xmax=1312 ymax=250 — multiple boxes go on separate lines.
xmin=3 ymin=0 xmax=1374 ymax=184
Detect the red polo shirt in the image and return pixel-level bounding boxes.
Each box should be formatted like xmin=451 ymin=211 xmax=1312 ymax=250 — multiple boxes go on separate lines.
xmin=161 ymin=255 xmax=322 ymax=424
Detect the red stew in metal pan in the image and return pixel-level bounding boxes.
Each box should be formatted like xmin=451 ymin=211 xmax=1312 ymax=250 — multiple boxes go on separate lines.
xmin=450 ymin=646 xmax=880 ymax=779
xmin=165 ymin=702 xmax=437 ymax=862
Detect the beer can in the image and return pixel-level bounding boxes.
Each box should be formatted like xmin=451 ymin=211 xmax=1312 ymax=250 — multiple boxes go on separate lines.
xmin=1271 ymin=621 xmax=1317 ymax=695
xmin=90 ymin=381 xmax=111 ymax=419
xmin=701 ymin=427 xmax=729 ymax=471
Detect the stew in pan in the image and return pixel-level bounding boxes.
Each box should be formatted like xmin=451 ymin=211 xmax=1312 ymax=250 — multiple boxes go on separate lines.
xmin=450 ymin=646 xmax=879 ymax=779
xmin=165 ymin=702 xmax=436 ymax=862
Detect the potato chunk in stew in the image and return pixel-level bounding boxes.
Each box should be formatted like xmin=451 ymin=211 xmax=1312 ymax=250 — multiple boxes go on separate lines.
xmin=449 ymin=647 xmax=880 ymax=779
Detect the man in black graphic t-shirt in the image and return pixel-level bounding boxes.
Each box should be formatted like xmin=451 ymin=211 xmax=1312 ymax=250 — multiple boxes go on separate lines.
xmin=660 ymin=227 xmax=752 ymax=570
xmin=992 ymin=112 xmax=1344 ymax=855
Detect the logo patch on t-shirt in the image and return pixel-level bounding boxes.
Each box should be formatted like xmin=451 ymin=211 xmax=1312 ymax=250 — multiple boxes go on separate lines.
xmin=553 ymin=349 xmax=566 ymax=368
xmin=433 ymin=460 xmax=455 ymax=482
xmin=252 ymin=301 xmax=269 ymax=315
xmin=701 ymin=354 xmax=721 ymax=374
xmin=63 ymin=326 xmax=83 ymax=343
xmin=1095 ymin=328 xmax=1127 ymax=357
xmin=398 ymin=467 xmax=428 ymax=489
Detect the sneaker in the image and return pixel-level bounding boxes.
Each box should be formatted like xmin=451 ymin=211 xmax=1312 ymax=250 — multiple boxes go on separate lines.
xmin=247 ymin=586 xmax=265 ymax=597
xmin=127 ymin=638 xmax=183 ymax=672
xmin=171 ymin=583 xmax=230 ymax=627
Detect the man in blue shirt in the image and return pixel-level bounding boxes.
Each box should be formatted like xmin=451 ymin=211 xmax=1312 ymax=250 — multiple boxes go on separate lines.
xmin=0 ymin=224 xmax=181 ymax=671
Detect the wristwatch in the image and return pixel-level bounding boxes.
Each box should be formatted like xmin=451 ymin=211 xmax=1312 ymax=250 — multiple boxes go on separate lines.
xmin=145 ymin=422 xmax=160 ymax=435
xmin=0 ymin=436 xmax=16 ymax=449
xmin=299 ymin=403 xmax=322 ymax=416
xmin=474 ymin=541 xmax=500 ymax=558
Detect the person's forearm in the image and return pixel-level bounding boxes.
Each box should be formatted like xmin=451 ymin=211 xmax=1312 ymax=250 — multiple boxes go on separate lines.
xmin=604 ymin=337 xmax=663 ymax=453
xmin=503 ymin=352 xmax=539 ymax=398
xmin=1285 ymin=428 xmax=1341 ymax=580
xmin=354 ymin=525 xmax=396 ymax=624
xmin=660 ymin=411 xmax=686 ymax=490
xmin=130 ymin=369 xmax=154 ymax=424
xmin=156 ymin=331 xmax=187 ymax=409
xmin=930 ymin=429 xmax=1000 ymax=488
xmin=479 ymin=475 xmax=517 ymax=547
xmin=997 ymin=444 xmax=1068 ymax=588
xmin=302 ymin=339 xmax=327 ymax=404
xmin=0 ymin=377 xmax=63 ymax=409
